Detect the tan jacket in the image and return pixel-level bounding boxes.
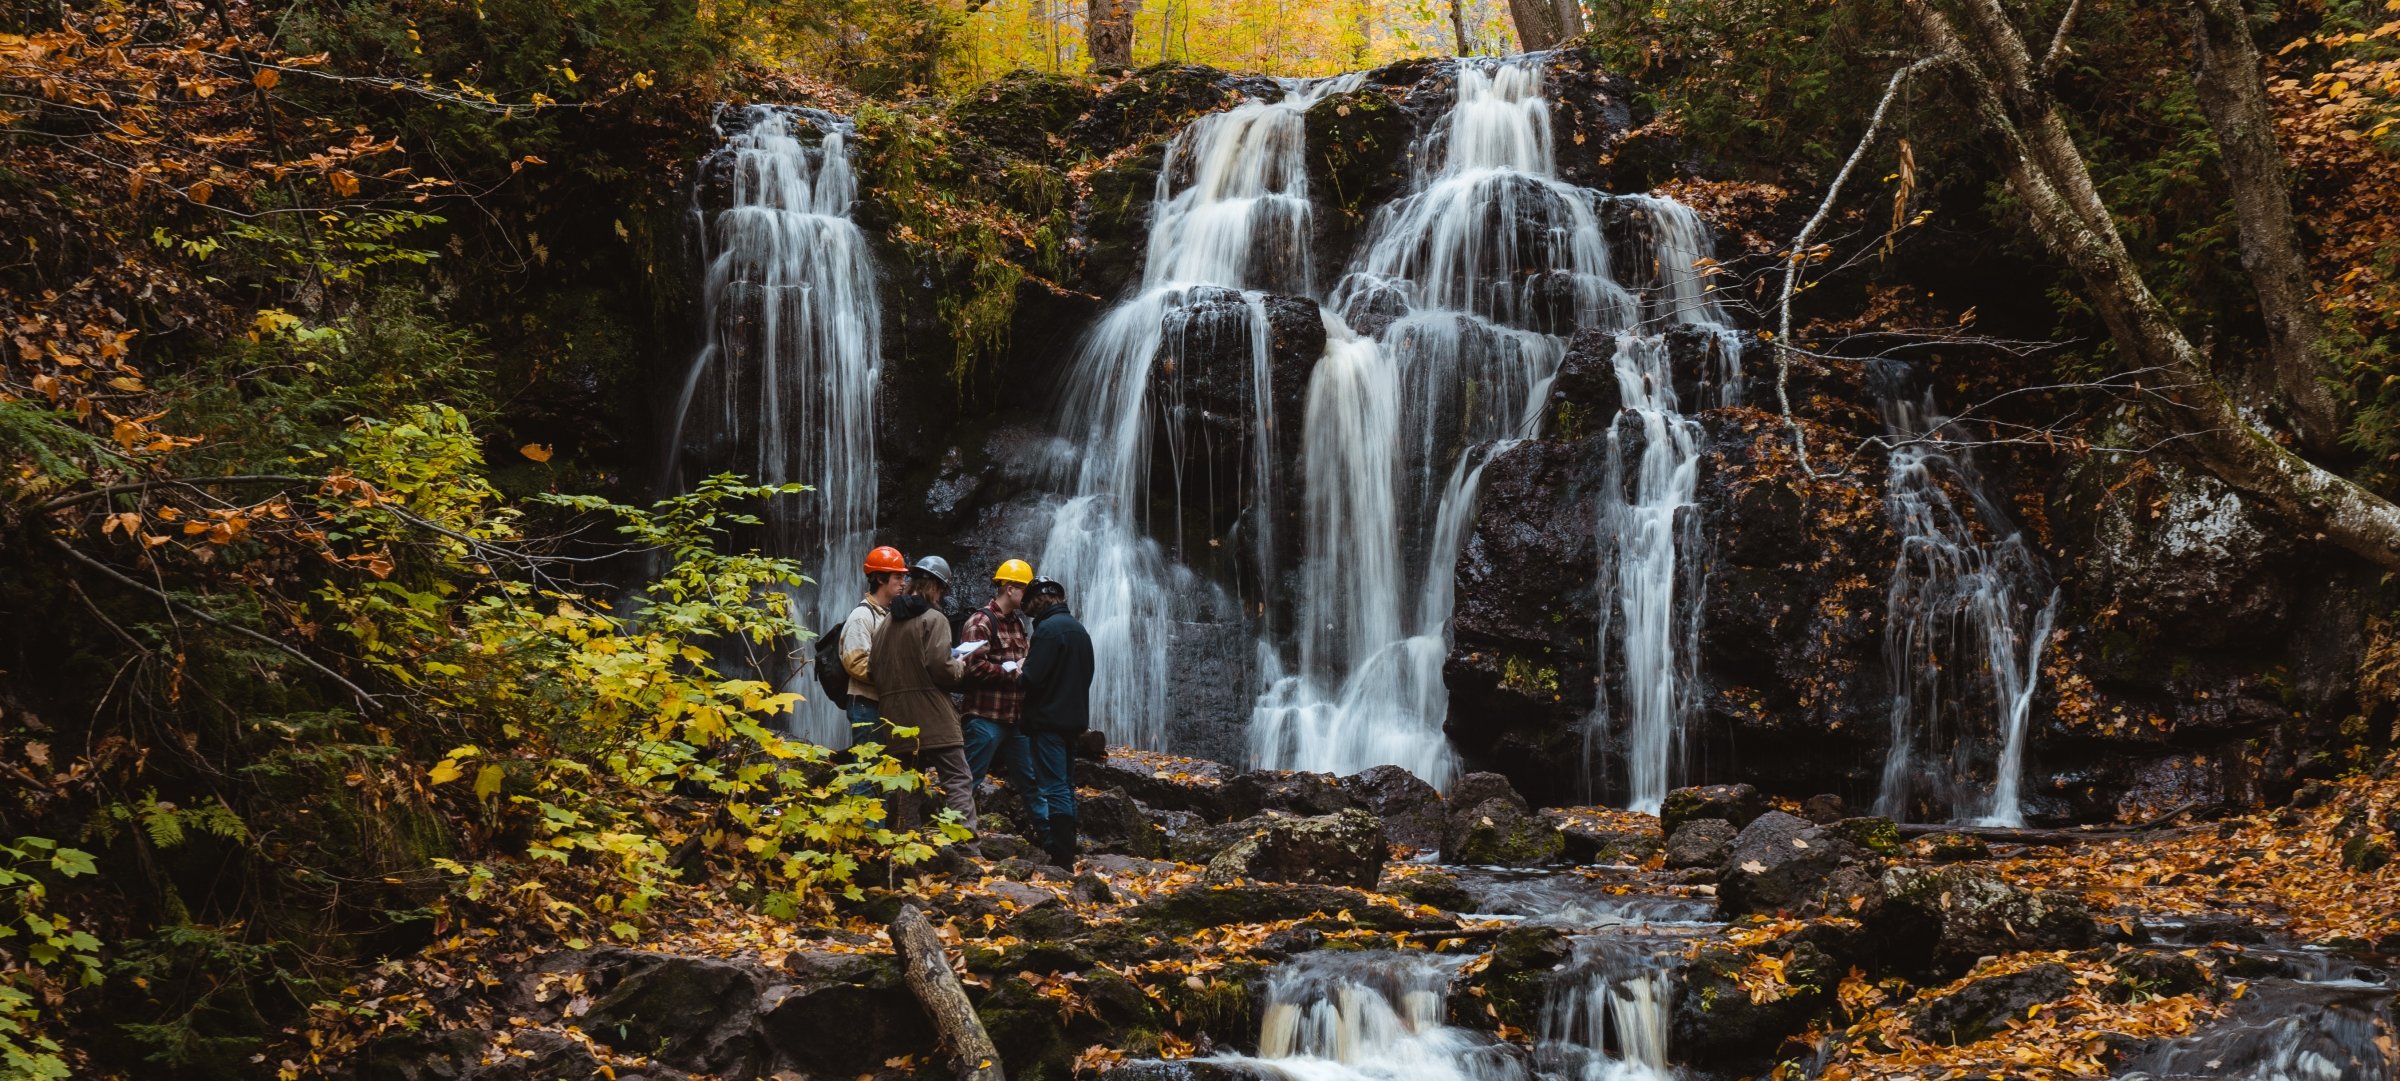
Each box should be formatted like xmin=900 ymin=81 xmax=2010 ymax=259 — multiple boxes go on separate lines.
xmin=867 ymin=599 xmax=966 ymax=752
xmin=839 ymin=596 xmax=889 ymax=701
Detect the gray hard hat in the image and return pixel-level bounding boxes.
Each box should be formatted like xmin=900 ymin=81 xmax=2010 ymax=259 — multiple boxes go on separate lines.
xmin=910 ymin=554 xmax=953 ymax=587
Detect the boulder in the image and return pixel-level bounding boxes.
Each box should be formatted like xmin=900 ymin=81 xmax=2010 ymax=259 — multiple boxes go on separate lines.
xmin=1911 ymin=962 xmax=2076 ymax=1045
xmin=1220 ymin=769 xmax=1354 ymax=819
xmin=1387 ymin=869 xmax=1476 ymax=913
xmin=1077 ymin=787 xmax=1168 ymax=858
xmin=566 ymin=952 xmax=770 ymax=1077
xmin=1714 ymin=811 xmax=1877 ymax=917
xmin=759 ymin=950 xmax=932 ymax=1078
xmin=1449 ymin=926 xmax=1572 ymax=1034
xmin=1430 ymin=792 xmax=1564 ymax=869
xmin=1340 ymin=765 xmax=1447 ymax=853
xmin=1664 ymin=819 xmax=1738 ymax=870
xmin=472 ymin=1030 xmax=628 ymax=1081
xmin=1801 ymin=794 xmax=1848 ymax=823
xmin=1202 ymin=809 xmax=1388 ymax=888
xmin=2108 ymin=947 xmax=2215 ymax=1000
xmin=1829 ymin=817 xmax=1902 ymax=855
xmin=1673 ymin=935 xmax=1841 ymax=1068
xmin=1909 ymin=831 xmax=1993 ymax=863
xmin=1862 ymin=865 xmax=2098 ymax=979
xmin=1661 ymin=784 xmax=1767 ymax=837
xmin=1448 ymin=772 xmax=1530 ymax=813
xmin=1074 ymin=751 xmax=1231 ymax=818
xmin=1540 ymin=808 xmax=1665 ymax=865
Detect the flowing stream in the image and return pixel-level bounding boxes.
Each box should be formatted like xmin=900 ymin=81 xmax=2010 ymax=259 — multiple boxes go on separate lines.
xmin=665 ymin=105 xmax=882 ymax=746
xmin=1867 ymin=361 xmax=2058 ymax=826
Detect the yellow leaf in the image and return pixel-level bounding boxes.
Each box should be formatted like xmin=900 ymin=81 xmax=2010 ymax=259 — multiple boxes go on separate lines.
xmin=189 ymin=180 xmax=214 ymax=205
xmin=428 ymin=759 xmax=463 ymax=785
xmin=329 ymin=170 xmax=360 ymax=198
xmin=253 ymin=67 xmax=280 ymax=90
xmin=474 ymin=764 xmax=506 ymax=800
xmin=519 ymin=443 xmax=554 ymax=463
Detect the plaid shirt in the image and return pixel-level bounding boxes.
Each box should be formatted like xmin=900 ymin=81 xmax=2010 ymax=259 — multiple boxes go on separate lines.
xmin=957 ymin=603 xmax=1030 ymax=724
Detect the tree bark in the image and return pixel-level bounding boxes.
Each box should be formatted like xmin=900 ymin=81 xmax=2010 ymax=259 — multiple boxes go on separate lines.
xmin=1508 ymin=0 xmax=1586 ymax=52
xmin=892 ymin=904 xmax=1005 ymax=1081
xmin=1451 ymin=0 xmax=1471 ymax=55
xmin=2183 ymin=0 xmax=2343 ymax=455
xmin=1085 ymin=0 xmax=1142 ymax=71
xmin=1912 ymin=0 xmax=2400 ymax=571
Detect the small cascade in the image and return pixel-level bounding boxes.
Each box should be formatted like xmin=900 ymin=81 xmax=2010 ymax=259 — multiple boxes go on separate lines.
xmin=1869 ymin=361 xmax=2059 ymax=827
xmin=666 ymin=105 xmax=881 ymax=746
xmin=1040 ymin=75 xmax=1360 ymax=752
xmin=1253 ymin=59 xmax=1642 ymax=786
xmin=1535 ymin=938 xmax=1678 ymax=1081
xmin=1229 ymin=951 xmax=1524 ymax=1081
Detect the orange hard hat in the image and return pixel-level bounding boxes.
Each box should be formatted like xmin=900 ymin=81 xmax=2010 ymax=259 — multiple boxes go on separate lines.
xmin=865 ymin=546 xmax=909 ymax=574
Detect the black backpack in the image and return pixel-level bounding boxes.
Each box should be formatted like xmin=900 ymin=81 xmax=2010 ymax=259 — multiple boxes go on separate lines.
xmin=812 ymin=608 xmax=858 ymax=706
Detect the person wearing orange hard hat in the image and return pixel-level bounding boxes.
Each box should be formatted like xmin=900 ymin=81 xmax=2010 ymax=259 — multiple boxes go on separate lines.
xmin=838 ymin=545 xmax=911 ymax=747
xmin=960 ymin=559 xmax=1037 ymax=830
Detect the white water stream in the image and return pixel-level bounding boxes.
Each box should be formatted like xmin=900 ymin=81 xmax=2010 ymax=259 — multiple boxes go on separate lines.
xmin=666 ymin=106 xmax=881 ymax=746
xmin=1868 ymin=361 xmax=2058 ymax=826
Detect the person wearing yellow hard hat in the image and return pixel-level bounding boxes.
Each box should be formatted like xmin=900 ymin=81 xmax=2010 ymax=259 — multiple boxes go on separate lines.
xmin=960 ymin=559 xmax=1038 ymax=833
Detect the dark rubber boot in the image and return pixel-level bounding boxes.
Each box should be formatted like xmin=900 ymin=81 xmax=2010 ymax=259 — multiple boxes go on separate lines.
xmin=1045 ymin=814 xmax=1081 ymax=868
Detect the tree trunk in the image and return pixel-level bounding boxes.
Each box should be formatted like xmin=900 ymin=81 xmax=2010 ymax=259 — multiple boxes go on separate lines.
xmin=1451 ymin=0 xmax=1471 ymax=55
xmin=1913 ymin=0 xmax=2400 ymax=571
xmin=1086 ymin=0 xmax=1142 ymax=71
xmin=892 ymin=904 xmax=1006 ymax=1081
xmin=1508 ymin=0 xmax=1585 ymax=51
xmin=2183 ymin=0 xmax=2343 ymax=455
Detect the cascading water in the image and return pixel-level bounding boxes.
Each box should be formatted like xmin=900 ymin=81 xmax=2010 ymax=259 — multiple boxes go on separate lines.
xmin=1253 ymin=60 xmax=1646 ymax=787
xmin=1868 ymin=360 xmax=2059 ymax=827
xmin=1536 ymin=939 xmax=1677 ymax=1081
xmin=1041 ymin=76 xmax=1360 ymax=752
xmin=666 ymin=105 xmax=881 ymax=747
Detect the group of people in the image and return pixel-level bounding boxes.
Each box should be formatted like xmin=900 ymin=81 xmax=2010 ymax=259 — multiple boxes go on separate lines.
xmin=832 ymin=546 xmax=1094 ymax=866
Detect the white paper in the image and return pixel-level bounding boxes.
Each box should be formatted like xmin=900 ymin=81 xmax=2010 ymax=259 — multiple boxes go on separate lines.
xmin=1001 ymin=660 xmax=1021 ymax=674
xmin=951 ymin=640 xmax=988 ymax=659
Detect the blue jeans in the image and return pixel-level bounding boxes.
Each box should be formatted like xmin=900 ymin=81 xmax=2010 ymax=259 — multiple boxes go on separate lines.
xmin=1024 ymin=730 xmax=1077 ymax=821
xmin=962 ymin=716 xmax=1032 ymax=805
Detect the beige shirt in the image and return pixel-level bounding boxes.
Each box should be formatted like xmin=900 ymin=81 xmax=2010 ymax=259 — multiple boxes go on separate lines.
xmin=838 ymin=596 xmax=889 ymax=701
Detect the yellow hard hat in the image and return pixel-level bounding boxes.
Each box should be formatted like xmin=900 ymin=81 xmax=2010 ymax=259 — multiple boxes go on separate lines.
xmin=994 ymin=558 xmax=1034 ymax=585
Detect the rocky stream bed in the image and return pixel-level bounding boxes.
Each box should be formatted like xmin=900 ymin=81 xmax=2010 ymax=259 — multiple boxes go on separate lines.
xmin=345 ymin=749 xmax=2400 ymax=1081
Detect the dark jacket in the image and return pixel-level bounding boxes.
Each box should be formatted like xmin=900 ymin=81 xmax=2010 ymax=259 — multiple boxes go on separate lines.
xmin=1019 ymin=603 xmax=1093 ymax=735
xmin=867 ymin=595 xmax=967 ymax=752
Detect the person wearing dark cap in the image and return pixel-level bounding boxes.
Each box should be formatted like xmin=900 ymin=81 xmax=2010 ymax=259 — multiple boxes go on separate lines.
xmin=868 ymin=555 xmax=981 ymax=849
xmin=1017 ymin=576 xmax=1093 ymax=867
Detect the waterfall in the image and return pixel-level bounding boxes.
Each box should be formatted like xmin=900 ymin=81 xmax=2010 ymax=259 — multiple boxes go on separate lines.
xmin=1040 ymin=76 xmax=1361 ymax=752
xmin=666 ymin=105 xmax=881 ymax=747
xmin=1536 ymin=939 xmax=1678 ymax=1081
xmin=1253 ymin=60 xmax=1644 ymax=787
xmin=1868 ymin=360 xmax=2059 ymax=827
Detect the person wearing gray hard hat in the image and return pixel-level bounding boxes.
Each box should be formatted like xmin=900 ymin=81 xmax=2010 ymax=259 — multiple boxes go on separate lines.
xmin=867 ymin=553 xmax=982 ymax=851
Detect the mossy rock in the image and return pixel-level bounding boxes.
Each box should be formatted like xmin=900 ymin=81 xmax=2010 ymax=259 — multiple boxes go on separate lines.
xmin=1911 ymin=831 xmax=1994 ymax=862
xmin=1672 ymin=936 xmax=1840 ymax=1068
xmin=1123 ymin=884 xmax=1453 ymax=935
xmin=964 ymin=939 xmax=1097 ymax=977
xmin=1445 ymin=804 xmax=1566 ymax=867
xmin=1830 ymin=816 xmax=1902 ymax=855
xmin=1451 ymin=926 xmax=1570 ymax=1033
xmin=1144 ymin=960 xmax=1265 ymax=1052
xmin=1076 ymin=140 xmax=1166 ymax=292
xmin=1388 ymin=871 xmax=1476 ymax=913
xmin=1304 ymin=88 xmax=1412 ymax=221
xmin=950 ymin=71 xmax=1099 ymax=163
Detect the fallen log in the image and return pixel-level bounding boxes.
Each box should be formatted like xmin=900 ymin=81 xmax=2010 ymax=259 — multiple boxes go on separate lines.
xmin=892 ymin=903 xmax=1005 ymax=1081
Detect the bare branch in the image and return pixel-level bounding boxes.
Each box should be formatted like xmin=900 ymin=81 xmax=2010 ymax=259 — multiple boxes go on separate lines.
xmin=1776 ymin=57 xmax=1937 ymax=478
xmin=2041 ymin=0 xmax=2082 ymax=79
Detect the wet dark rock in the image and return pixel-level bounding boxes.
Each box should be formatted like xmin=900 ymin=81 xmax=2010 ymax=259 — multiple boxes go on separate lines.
xmin=1862 ymin=865 xmax=2098 ymax=979
xmin=1451 ymin=926 xmax=1572 ymax=1034
xmin=472 ymin=1030 xmax=619 ymax=1081
xmin=2109 ymin=947 xmax=2215 ymax=999
xmin=1801 ymin=794 xmax=1848 ymax=823
xmin=1441 ymin=780 xmax=1566 ymax=867
xmin=576 ymin=953 xmax=769 ymax=1075
xmin=1714 ymin=811 xmax=1874 ymax=917
xmin=1444 ymin=438 xmax=1609 ymax=812
xmin=1304 ymin=84 xmax=1417 ymax=279
xmin=1340 ymin=764 xmax=1447 ymax=853
xmin=761 ymin=950 xmax=933 ymax=1078
xmin=1388 ymin=870 xmax=1476 ymax=913
xmin=1071 ymin=63 xmax=1247 ymax=150
xmin=351 ymin=1028 xmax=482 ymax=1081
xmin=1008 ymin=903 xmax=1091 ymax=941
xmin=1541 ymin=809 xmax=1664 ymax=865
xmin=1071 ymin=872 xmax=1117 ymax=906
xmin=1910 ymin=831 xmax=1994 ymax=863
xmin=2339 ymin=833 xmax=2392 ymax=872
xmin=1540 ymin=51 xmax=1646 ymax=190
xmin=1166 ymin=816 xmax=1270 ymax=865
xmin=1074 ymin=751 xmax=1230 ymax=818
xmin=1911 ymin=962 xmax=2076 ymax=1046
xmin=1673 ymin=935 xmax=1841 ymax=1068
xmin=1203 ymin=809 xmax=1388 ymax=888
xmin=1661 ymin=783 xmax=1766 ymax=837
xmin=1125 ymin=884 xmax=1453 ymax=934
xmin=1077 ymin=787 xmax=1168 ymax=858
xmin=1664 ymin=818 xmax=1738 ymax=870
xmin=949 ymin=71 xmax=1097 ymax=164
xmin=1829 ymin=817 xmax=1902 ymax=856
xmin=1077 ymin=139 xmax=1167 ymax=292
xmin=1220 ymin=768 xmax=1354 ymax=819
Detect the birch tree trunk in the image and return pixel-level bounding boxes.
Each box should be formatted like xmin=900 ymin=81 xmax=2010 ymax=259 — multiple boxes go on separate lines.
xmin=1913 ymin=0 xmax=2400 ymax=570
